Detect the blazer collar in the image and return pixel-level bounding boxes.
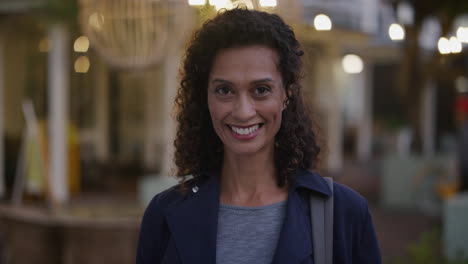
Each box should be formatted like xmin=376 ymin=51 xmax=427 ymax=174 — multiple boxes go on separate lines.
xmin=165 ymin=172 xmax=220 ymax=264
xmin=293 ymin=168 xmax=333 ymax=197
xmin=165 ymin=169 xmax=330 ymax=264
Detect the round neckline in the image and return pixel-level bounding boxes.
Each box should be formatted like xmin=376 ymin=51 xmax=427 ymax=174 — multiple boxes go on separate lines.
xmin=219 ymin=200 xmax=287 ymax=211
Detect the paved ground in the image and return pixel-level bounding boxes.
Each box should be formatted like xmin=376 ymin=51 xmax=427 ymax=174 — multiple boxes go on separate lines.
xmin=333 ymin=159 xmax=441 ymax=262
xmin=370 ymin=203 xmax=440 ymax=262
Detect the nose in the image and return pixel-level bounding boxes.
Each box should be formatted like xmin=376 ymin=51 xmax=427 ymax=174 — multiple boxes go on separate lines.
xmin=232 ymin=94 xmax=256 ymax=121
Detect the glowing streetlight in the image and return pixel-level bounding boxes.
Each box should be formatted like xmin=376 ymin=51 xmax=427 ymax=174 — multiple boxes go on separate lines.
xmin=342 ymin=54 xmax=363 ymax=74
xmin=449 ymin=36 xmax=462 ymax=53
xmin=388 ymin=23 xmax=405 ymax=41
xmin=259 ymin=0 xmax=276 ymax=7
xmin=314 ymin=14 xmax=332 ymax=31
xmin=188 ymin=0 xmax=206 ymax=6
xmin=438 ymin=37 xmax=451 ymax=54
xmin=456 ymin=27 xmax=468 ymax=43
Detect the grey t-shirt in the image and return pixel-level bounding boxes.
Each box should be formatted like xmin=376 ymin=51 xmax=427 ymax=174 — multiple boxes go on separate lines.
xmin=216 ymin=200 xmax=287 ymax=264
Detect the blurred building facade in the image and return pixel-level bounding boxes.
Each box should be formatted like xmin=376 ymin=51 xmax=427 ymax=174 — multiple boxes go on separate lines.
xmin=0 ymin=0 xmax=462 ymax=199
xmin=0 ymin=0 xmax=467 ymax=263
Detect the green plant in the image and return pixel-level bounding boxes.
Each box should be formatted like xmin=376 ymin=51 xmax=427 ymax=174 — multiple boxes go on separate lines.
xmin=392 ymin=229 xmax=468 ymax=264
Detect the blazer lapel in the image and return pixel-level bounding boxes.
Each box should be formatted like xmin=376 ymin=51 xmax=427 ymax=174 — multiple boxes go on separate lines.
xmin=272 ymin=188 xmax=313 ymax=264
xmin=272 ymin=170 xmax=332 ymax=263
xmin=165 ymin=175 xmax=220 ymax=264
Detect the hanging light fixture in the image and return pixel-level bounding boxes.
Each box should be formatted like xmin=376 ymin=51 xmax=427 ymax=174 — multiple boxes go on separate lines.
xmin=438 ymin=37 xmax=451 ymax=54
xmin=342 ymin=54 xmax=364 ymax=74
xmin=259 ymin=0 xmax=276 ymax=7
xmin=314 ymin=14 xmax=332 ymax=31
xmin=189 ymin=0 xmax=206 ymax=5
xmin=438 ymin=36 xmax=463 ymax=54
xmin=73 ymin=36 xmax=90 ymax=53
xmin=449 ymin=36 xmax=462 ymax=54
xmin=187 ymin=0 xmax=299 ymax=25
xmin=389 ymin=23 xmax=405 ymax=41
xmin=79 ymin=0 xmax=193 ymax=70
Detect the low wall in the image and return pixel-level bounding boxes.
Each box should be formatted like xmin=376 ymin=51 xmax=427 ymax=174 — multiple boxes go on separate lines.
xmin=0 ymin=204 xmax=141 ymax=264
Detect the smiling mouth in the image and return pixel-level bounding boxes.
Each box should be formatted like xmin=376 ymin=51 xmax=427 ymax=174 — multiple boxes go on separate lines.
xmin=227 ymin=123 xmax=263 ymax=135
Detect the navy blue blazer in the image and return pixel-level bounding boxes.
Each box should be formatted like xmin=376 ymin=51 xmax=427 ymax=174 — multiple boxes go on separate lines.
xmin=136 ymin=169 xmax=382 ymax=264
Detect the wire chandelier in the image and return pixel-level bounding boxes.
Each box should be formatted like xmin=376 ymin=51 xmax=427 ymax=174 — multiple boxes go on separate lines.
xmin=79 ymin=0 xmax=192 ymax=70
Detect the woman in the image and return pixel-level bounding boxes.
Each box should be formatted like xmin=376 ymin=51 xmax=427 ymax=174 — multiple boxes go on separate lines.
xmin=137 ymin=8 xmax=381 ymax=264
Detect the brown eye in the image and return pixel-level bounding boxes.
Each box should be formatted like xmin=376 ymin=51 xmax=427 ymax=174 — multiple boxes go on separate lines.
xmin=215 ymin=86 xmax=233 ymax=96
xmin=254 ymin=86 xmax=271 ymax=96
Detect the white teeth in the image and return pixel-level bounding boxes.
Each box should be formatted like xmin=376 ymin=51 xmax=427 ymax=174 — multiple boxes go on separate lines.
xmin=231 ymin=124 xmax=260 ymax=135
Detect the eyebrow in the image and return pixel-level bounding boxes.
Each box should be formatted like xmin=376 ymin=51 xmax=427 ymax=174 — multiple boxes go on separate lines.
xmin=211 ymin=78 xmax=234 ymax=85
xmin=211 ymin=78 xmax=275 ymax=85
xmin=251 ymin=78 xmax=275 ymax=84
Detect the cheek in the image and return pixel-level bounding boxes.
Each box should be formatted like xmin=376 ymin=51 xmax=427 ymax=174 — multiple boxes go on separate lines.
xmin=263 ymin=101 xmax=285 ymax=133
xmin=264 ymin=99 xmax=285 ymax=121
xmin=208 ymin=97 xmax=227 ymax=124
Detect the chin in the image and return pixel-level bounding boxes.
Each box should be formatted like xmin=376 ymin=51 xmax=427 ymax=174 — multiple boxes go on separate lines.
xmin=224 ymin=142 xmax=270 ymax=157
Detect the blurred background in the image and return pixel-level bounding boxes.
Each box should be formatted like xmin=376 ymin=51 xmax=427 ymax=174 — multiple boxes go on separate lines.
xmin=0 ymin=0 xmax=467 ymax=263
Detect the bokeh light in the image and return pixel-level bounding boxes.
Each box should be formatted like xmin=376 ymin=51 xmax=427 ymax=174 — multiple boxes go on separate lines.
xmin=73 ymin=36 xmax=90 ymax=53
xmin=74 ymin=56 xmax=90 ymax=73
xmin=342 ymin=54 xmax=364 ymax=74
xmin=389 ymin=23 xmax=405 ymax=41
xmin=314 ymin=14 xmax=332 ymax=31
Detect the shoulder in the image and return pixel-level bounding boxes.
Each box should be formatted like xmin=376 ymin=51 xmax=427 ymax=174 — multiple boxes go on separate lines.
xmin=326 ymin=179 xmax=382 ymax=262
xmin=137 ymin=177 xmax=204 ymax=262
xmin=143 ymin=177 xmax=202 ymax=217
xmin=332 ymin=182 xmax=382 ymax=263
xmin=137 ymin=182 xmax=185 ymax=263
xmin=296 ymin=169 xmax=370 ymax=221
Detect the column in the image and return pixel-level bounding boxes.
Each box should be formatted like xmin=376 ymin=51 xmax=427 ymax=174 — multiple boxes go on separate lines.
xmin=421 ymin=80 xmax=436 ymax=157
xmin=357 ymin=63 xmax=373 ymax=161
xmin=316 ymin=46 xmax=343 ymax=173
xmin=48 ymin=24 xmax=69 ymax=205
xmin=0 ymin=34 xmax=4 ymax=197
xmin=138 ymin=52 xmax=180 ymax=206
xmin=143 ymin=68 xmax=160 ymax=171
xmin=94 ymin=57 xmax=109 ymax=161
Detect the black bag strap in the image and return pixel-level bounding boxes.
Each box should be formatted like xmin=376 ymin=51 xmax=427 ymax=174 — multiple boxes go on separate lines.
xmin=310 ymin=177 xmax=334 ymax=264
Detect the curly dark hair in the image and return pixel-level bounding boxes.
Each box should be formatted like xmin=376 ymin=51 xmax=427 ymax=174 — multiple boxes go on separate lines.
xmin=174 ymin=8 xmax=320 ymax=187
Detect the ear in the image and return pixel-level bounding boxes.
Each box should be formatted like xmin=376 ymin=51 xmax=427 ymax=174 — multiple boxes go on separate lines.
xmin=282 ymin=87 xmax=293 ymax=110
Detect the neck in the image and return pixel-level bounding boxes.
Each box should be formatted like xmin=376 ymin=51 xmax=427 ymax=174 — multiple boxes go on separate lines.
xmin=220 ymin=146 xmax=287 ymax=207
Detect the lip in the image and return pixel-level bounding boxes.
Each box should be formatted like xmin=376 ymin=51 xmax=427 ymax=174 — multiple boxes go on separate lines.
xmin=228 ymin=123 xmax=262 ymax=129
xmin=227 ymin=123 xmax=263 ymax=140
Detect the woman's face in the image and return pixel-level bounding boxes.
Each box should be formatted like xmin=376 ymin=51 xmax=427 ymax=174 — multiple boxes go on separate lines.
xmin=207 ymin=45 xmax=286 ymax=157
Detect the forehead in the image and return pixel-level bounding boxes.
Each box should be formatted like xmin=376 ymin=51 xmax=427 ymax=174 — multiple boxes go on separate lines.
xmin=209 ymin=45 xmax=281 ymax=82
